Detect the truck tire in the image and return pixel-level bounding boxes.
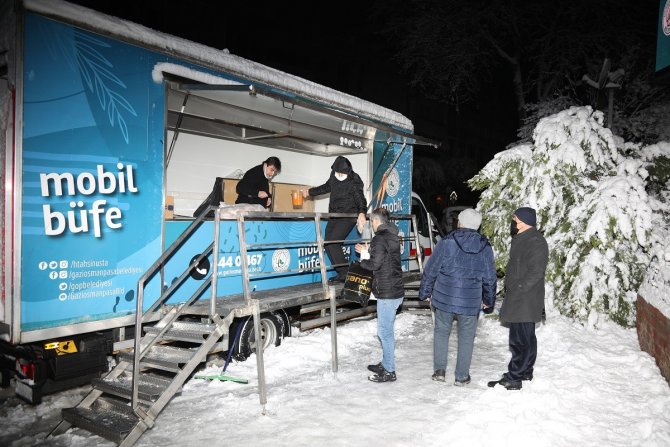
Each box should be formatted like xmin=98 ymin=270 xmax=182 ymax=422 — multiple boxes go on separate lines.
xmin=233 ymin=312 xmax=285 ymax=361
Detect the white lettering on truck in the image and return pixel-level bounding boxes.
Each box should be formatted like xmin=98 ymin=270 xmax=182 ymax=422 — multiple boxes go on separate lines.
xmin=40 ymin=163 xmax=138 ymax=237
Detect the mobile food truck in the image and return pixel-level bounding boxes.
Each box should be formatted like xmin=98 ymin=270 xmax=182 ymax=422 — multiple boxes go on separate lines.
xmin=1 ymin=0 xmax=438 ymax=443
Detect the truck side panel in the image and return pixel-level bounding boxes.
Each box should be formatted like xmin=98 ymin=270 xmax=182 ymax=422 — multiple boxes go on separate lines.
xmin=19 ymin=14 xmax=169 ymax=335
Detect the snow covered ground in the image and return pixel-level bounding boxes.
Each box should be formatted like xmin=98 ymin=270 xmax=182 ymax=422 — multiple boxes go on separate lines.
xmin=2 ymin=309 xmax=669 ymax=447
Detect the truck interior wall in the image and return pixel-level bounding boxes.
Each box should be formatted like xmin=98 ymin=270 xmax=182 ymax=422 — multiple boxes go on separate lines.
xmin=165 ymin=131 xmax=369 ymax=216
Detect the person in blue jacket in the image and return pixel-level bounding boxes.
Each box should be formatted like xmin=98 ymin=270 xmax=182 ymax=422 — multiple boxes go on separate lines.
xmin=419 ymin=208 xmax=497 ymax=386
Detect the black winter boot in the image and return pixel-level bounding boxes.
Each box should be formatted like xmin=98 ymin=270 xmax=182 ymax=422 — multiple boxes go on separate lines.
xmin=368 ymin=368 xmax=396 ymax=383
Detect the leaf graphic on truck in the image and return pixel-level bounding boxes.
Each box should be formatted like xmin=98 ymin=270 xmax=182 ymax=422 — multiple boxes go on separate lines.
xmin=74 ymin=31 xmax=137 ymax=143
xmin=41 ymin=20 xmax=138 ymax=144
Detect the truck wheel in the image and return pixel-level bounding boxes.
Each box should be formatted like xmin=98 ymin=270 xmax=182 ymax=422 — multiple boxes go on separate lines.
xmin=233 ymin=312 xmax=285 ymax=361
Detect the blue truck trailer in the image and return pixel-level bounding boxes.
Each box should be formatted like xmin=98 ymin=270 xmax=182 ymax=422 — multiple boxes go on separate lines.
xmin=0 ymin=1 xmax=439 ymax=443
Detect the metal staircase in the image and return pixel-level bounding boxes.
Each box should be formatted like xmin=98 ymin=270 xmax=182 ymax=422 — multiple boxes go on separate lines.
xmin=50 ymin=208 xmax=232 ymax=446
xmin=56 ymin=309 xmax=234 ymax=445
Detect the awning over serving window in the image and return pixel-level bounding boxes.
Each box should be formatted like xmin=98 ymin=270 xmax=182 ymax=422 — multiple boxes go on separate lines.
xmin=166 ymin=82 xmax=439 ymax=157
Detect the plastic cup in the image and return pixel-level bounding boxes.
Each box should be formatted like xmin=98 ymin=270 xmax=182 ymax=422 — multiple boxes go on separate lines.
xmin=292 ymin=190 xmax=304 ymax=208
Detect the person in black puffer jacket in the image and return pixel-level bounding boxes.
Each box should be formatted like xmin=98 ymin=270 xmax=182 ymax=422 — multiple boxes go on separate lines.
xmin=355 ymin=208 xmax=404 ymax=383
xmin=304 ymin=156 xmax=367 ymax=282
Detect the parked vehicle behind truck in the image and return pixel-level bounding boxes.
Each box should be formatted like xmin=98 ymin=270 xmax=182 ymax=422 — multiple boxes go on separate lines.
xmin=0 ymin=0 xmax=439 ymax=409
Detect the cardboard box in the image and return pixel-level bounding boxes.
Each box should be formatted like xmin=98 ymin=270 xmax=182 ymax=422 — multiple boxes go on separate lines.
xmin=223 ymin=179 xmax=240 ymax=205
xmin=272 ymin=183 xmax=313 ymax=212
xmin=164 ymin=195 xmax=174 ymax=219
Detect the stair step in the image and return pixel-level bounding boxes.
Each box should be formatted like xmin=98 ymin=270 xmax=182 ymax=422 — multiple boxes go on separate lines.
xmin=93 ymin=373 xmax=179 ymax=403
xmin=62 ymin=397 xmax=142 ymax=444
xmin=144 ymin=321 xmax=221 ymax=343
xmin=120 ymin=345 xmax=199 ymax=373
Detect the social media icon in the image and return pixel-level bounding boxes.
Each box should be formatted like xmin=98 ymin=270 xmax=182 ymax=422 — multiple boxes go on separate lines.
xmin=49 ymin=261 xmax=58 ymax=269
xmin=58 ymin=293 xmax=67 ymax=301
xmin=59 ymin=260 xmax=68 ymax=269
xmin=59 ymin=282 xmax=67 ymax=291
xmin=39 ymin=262 xmax=48 ymax=270
xmin=49 ymin=271 xmax=58 ymax=280
xmin=59 ymin=271 xmax=68 ymax=279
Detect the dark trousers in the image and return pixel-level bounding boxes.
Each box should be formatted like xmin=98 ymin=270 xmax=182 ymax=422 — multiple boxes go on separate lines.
xmin=506 ymin=322 xmax=537 ymax=382
xmin=325 ymin=218 xmax=356 ymax=277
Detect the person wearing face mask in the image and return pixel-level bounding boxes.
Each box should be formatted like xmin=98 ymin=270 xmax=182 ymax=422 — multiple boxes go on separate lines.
xmin=304 ymin=156 xmax=367 ymax=283
xmin=235 ymin=156 xmax=281 ymax=208
xmin=488 ymin=207 xmax=548 ymax=390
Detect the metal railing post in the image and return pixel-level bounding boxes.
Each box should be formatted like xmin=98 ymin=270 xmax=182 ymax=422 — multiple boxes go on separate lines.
xmin=237 ymin=214 xmax=267 ymax=412
xmin=236 ymin=216 xmax=252 ymax=304
xmin=210 ymin=208 xmax=220 ymax=317
xmin=314 ymin=214 xmax=337 ymax=372
xmin=131 ymin=285 xmax=143 ymax=413
xmin=253 ymin=299 xmax=267 ymax=413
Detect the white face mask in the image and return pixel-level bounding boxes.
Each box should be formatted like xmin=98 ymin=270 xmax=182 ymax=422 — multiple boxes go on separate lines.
xmin=334 ymin=173 xmax=348 ymax=181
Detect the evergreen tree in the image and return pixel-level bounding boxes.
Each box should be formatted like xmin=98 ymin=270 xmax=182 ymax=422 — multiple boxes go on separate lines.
xmin=470 ymin=106 xmax=669 ymax=327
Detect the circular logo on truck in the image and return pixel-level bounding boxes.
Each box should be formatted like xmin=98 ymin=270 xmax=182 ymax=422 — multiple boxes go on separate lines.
xmin=272 ymin=249 xmax=291 ymax=272
xmin=664 ymin=0 xmax=670 ymax=36
xmin=386 ymin=168 xmax=400 ymax=197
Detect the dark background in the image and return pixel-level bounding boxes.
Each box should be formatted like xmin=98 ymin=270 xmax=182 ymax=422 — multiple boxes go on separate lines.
xmin=65 ymin=0 xmax=517 ymax=213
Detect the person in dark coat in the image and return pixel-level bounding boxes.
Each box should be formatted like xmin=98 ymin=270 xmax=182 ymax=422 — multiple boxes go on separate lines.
xmin=235 ymin=156 xmax=281 ymax=208
xmin=488 ymin=206 xmax=548 ymax=390
xmin=355 ymin=208 xmax=404 ymax=383
xmin=419 ymin=208 xmax=497 ymax=386
xmin=304 ymin=156 xmax=367 ymax=282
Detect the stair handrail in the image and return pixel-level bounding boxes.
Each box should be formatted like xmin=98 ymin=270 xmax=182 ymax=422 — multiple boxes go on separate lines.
xmin=235 ymin=211 xmax=335 ymax=409
xmin=233 ymin=211 xmax=424 ymax=289
xmin=129 ymin=208 xmax=422 ymax=414
xmin=234 ymin=210 xmax=421 ymax=408
xmin=132 ymin=205 xmax=220 ymax=414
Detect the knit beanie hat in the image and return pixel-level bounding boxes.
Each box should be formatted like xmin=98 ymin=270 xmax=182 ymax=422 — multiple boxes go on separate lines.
xmin=514 ymin=207 xmax=537 ymax=226
xmin=458 ymin=208 xmax=482 ymax=230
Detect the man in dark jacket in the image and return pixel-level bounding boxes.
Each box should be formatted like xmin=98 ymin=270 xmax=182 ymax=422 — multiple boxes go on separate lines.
xmin=355 ymin=208 xmax=404 ymax=383
xmin=235 ymin=156 xmax=281 ymax=208
xmin=488 ymin=207 xmax=548 ymax=390
xmin=419 ymin=208 xmax=496 ymax=386
xmin=305 ymin=156 xmax=367 ymax=282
